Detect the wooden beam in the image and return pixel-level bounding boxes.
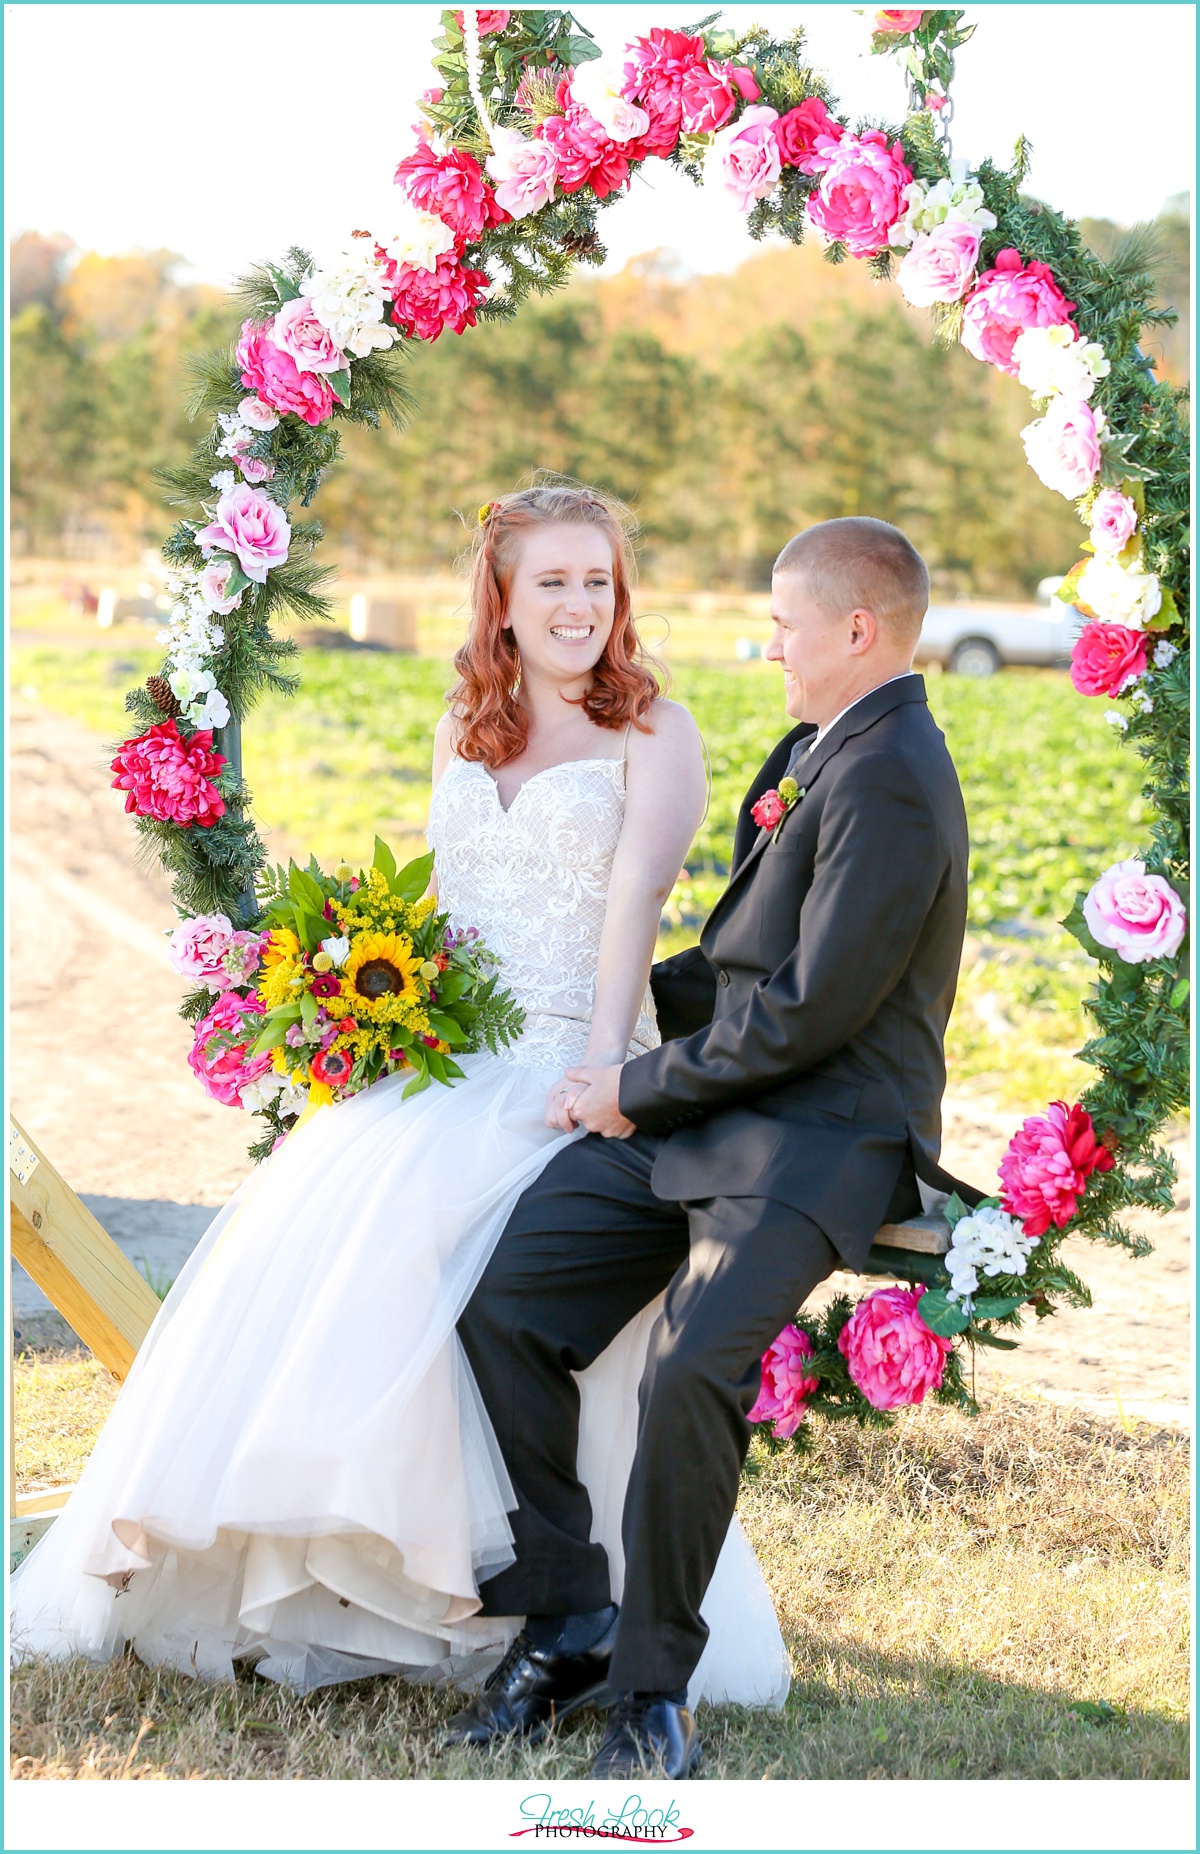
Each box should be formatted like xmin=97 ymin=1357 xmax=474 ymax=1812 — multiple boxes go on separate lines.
xmin=873 ymin=1212 xmax=951 ymax=1256
xmin=9 ymin=1119 xmax=159 ymax=1382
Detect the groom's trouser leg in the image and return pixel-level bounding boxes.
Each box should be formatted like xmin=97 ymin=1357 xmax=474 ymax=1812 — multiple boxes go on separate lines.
xmin=460 ymin=1131 xmax=689 ymax=1618
xmin=609 ymin=1196 xmax=836 ymax=1695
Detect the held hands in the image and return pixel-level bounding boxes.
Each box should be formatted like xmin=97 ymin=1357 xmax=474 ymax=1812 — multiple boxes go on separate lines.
xmin=563 ymin=1064 xmax=636 ymax=1139
xmin=544 ymin=1074 xmax=582 ymax=1133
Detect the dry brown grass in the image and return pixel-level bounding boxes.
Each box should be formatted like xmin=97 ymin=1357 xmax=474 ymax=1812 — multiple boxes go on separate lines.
xmin=13 ymin=1347 xmax=120 ymax=1495
xmin=9 ymin=1373 xmax=1189 ymax=1782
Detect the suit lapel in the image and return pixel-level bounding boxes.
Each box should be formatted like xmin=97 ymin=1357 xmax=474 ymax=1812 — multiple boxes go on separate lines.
xmin=725 ymin=676 xmax=930 ymax=890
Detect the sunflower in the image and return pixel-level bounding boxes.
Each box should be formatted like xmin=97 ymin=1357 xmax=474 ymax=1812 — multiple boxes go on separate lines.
xmin=262 ymin=927 xmax=300 ymax=968
xmin=344 ymin=930 xmax=421 ymax=1011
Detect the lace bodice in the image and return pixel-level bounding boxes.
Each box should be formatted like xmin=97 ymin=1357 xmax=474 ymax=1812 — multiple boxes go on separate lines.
xmin=427 ymin=756 xmax=659 ymax=1070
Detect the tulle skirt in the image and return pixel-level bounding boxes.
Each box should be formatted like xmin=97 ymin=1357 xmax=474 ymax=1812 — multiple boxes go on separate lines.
xmin=10 ymin=1054 xmax=790 ymax=1709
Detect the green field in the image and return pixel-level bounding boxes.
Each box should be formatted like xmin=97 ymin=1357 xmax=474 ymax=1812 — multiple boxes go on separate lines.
xmin=13 ymin=641 xmax=1149 ymax=1103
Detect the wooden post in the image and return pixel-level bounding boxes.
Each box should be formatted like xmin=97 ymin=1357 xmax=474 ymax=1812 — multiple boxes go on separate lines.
xmin=9 ymin=1119 xmax=160 ymax=1383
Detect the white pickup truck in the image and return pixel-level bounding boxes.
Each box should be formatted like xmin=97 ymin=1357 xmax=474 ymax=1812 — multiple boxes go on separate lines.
xmin=914 ymin=595 xmax=1081 ymax=676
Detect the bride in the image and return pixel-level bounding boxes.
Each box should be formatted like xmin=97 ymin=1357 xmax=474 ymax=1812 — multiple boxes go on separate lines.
xmin=10 ymin=482 xmax=791 ymax=1713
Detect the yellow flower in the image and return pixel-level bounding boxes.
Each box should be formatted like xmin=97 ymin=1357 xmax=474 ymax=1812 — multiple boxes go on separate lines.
xmin=334 ymin=863 xmax=354 ymax=882
xmin=262 ymin=927 xmax=300 ymax=968
xmin=419 ymin=960 xmax=441 ymax=982
xmin=312 ymin=951 xmax=334 ymax=973
xmin=344 ymin=930 xmax=421 ymax=1014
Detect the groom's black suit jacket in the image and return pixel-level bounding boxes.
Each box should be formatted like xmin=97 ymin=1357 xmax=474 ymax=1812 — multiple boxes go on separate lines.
xmin=619 ymin=674 xmax=974 ymax=1271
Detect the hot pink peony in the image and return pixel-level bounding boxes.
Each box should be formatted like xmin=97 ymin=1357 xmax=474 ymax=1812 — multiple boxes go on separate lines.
xmin=807 ymin=130 xmax=913 ymax=258
xmin=707 ymin=104 xmax=782 ymax=211
xmin=270 ymin=295 xmax=347 ymax=376
xmin=1069 ymin=622 xmax=1147 ymax=697
xmin=999 ymin=1100 xmax=1115 ymax=1236
xmin=1083 ymin=859 xmax=1188 ymax=966
xmin=111 ymin=720 xmax=226 ymax=829
xmin=1021 ymin=395 xmax=1104 ymax=499
xmin=748 ymin=1324 xmax=820 ymax=1439
xmin=540 ymin=89 xmax=636 ymax=200
xmin=188 ymin=991 xmax=272 ymax=1107
xmin=837 ymin=1284 xmax=951 ymax=1411
xmin=621 ymin=27 xmax=707 ymax=156
xmin=1089 ymin=487 xmax=1138 ymax=554
xmin=196 ymin=484 xmax=291 ymax=584
xmin=875 ymin=8 xmax=925 ymax=30
xmin=385 ymin=249 xmax=490 ymax=342
xmin=897 ymin=220 xmax=982 ymax=306
xmin=679 ymin=58 xmax=759 ymax=134
xmin=394 ymin=140 xmax=507 ymax=243
xmin=454 ymin=6 xmax=510 ymax=30
xmin=751 ymin=787 xmax=787 ymax=830
xmin=960 ymin=248 xmax=1077 ymax=375
xmin=485 ymin=126 xmax=561 ymax=218
xmin=773 ymin=97 xmax=845 ymax=174
xmin=236 ymin=319 xmax=335 ymax=426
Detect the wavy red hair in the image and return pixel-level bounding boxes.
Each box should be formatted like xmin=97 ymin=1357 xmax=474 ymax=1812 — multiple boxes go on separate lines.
xmin=447 ymin=484 xmax=662 ymax=767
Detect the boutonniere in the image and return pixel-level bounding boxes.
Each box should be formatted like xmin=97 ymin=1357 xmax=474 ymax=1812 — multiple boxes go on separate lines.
xmin=751 ymin=775 xmax=803 ymax=840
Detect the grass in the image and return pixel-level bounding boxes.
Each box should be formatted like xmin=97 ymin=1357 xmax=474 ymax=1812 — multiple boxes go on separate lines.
xmin=13 ymin=635 xmax=1148 ymax=1103
xmin=10 ymin=1377 xmax=1189 ymax=1780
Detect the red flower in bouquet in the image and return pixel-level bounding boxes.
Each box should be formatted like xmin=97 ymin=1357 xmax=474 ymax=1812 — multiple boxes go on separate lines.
xmin=620 ymin=27 xmax=707 ymax=156
xmin=385 ymin=249 xmax=490 ymax=341
xmin=539 ymin=97 xmax=637 ymax=199
xmin=311 ymin=1046 xmax=353 ymax=1088
xmin=188 ymin=992 xmax=272 ymax=1107
xmin=748 ymin=1325 xmax=819 ymax=1438
xmin=394 ymin=141 xmax=507 ymax=244
xmin=998 ymin=1100 xmax=1115 ymax=1237
xmin=838 ymin=1284 xmax=951 ymax=1410
xmin=111 ymin=720 xmax=226 ymax=828
xmin=774 ymin=97 xmax=845 ymax=174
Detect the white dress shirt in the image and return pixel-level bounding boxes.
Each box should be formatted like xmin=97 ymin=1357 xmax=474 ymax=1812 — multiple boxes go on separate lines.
xmin=807 ymin=670 xmax=917 ymax=752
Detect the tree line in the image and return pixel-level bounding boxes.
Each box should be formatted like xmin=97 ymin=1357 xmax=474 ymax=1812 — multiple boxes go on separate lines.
xmin=10 ymin=196 xmax=1188 ymax=597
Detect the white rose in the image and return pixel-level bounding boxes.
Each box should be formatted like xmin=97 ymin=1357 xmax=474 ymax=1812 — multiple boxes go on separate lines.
xmin=320 ymin=934 xmax=351 ymax=967
xmin=569 ymin=58 xmax=650 ymax=143
xmin=381 ymin=203 xmax=456 ymax=275
xmin=1013 ymin=324 xmax=1111 ymax=401
xmin=1077 ymin=553 xmax=1163 ymax=629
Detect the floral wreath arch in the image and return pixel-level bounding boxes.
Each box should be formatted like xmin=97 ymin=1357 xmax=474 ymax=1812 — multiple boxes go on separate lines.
xmin=111 ymin=7 xmax=1189 ymax=1435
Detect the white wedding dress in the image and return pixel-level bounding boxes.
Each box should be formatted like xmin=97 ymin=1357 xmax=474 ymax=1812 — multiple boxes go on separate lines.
xmin=10 ymin=754 xmax=791 ymax=1709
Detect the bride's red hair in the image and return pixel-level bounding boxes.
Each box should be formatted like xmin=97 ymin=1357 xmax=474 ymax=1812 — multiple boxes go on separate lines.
xmin=447 ymin=483 xmax=662 ymax=767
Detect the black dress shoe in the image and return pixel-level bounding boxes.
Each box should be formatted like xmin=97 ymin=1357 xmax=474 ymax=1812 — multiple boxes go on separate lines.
xmin=591 ymin=1693 xmax=701 ymax=1780
xmin=441 ymin=1611 xmax=618 ymax=1749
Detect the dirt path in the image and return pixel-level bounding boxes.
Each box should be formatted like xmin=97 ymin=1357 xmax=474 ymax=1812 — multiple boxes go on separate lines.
xmin=8 ymin=701 xmax=1191 ymax=1425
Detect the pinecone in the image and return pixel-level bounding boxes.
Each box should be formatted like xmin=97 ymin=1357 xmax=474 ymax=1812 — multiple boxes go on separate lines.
xmin=146 ymin=673 xmax=181 ymax=719
xmin=561 ymin=229 xmax=600 ymax=259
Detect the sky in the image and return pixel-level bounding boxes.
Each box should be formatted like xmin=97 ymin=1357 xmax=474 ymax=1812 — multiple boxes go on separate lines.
xmin=4 ymin=2 xmax=1195 ymax=287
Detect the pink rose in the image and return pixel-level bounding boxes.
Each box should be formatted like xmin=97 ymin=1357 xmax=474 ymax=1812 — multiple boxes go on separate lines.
xmin=837 ymin=1284 xmax=951 ymax=1411
xmin=168 ymin=915 xmax=263 ymax=992
xmin=1021 ymin=396 xmax=1103 ymax=500
xmin=679 ymin=58 xmax=757 ymax=135
xmin=485 ymin=126 xmax=561 ymax=218
xmin=1083 ymin=859 xmax=1188 ymax=966
xmin=238 ymin=395 xmax=279 ymax=432
xmin=875 ymin=8 xmax=925 ymax=30
xmin=1069 ymin=622 xmax=1148 ymax=698
xmin=808 ymin=130 xmax=913 ymax=258
xmin=188 ymin=991 xmax=272 ymax=1108
xmin=621 ymin=27 xmax=707 ymax=157
xmin=540 ymin=91 xmax=636 ymax=200
xmin=196 ymin=484 xmax=291 ymax=584
xmin=453 ymin=6 xmax=509 ymax=30
xmin=707 ymin=104 xmax=782 ymax=212
xmin=238 ymin=455 xmax=275 ymax=485
xmin=110 ymin=720 xmax=226 ymax=829
xmin=394 ymin=140 xmax=507 ymax=243
xmin=269 ymin=295 xmax=347 ymax=376
xmin=199 ymin=556 xmax=245 ymax=615
xmin=1089 ymin=487 xmax=1138 ymax=554
xmin=236 ymin=320 xmax=335 ymax=426
xmin=384 ymin=249 xmax=489 ymax=342
xmin=748 ymin=1325 xmax=819 ymax=1439
xmin=773 ymin=98 xmax=845 ymax=174
xmin=960 ymin=248 xmax=1077 ymax=375
xmin=896 ymin=221 xmax=982 ymax=306
xmin=999 ymin=1101 xmax=1115 ymax=1237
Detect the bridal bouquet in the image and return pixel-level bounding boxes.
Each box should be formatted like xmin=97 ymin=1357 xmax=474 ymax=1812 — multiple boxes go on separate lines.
xmin=172 ymin=838 xmax=525 ymax=1156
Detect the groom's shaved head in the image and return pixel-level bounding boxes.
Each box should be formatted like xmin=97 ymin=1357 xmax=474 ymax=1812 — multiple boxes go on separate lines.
xmin=775 ymin=518 xmax=929 ymax=644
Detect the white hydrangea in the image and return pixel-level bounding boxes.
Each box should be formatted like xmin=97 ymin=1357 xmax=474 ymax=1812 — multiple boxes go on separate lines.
xmin=1129 ymin=686 xmax=1154 ymax=715
xmin=167 ymin=663 xmax=230 ymax=730
xmin=1154 ymin=639 xmax=1178 ymax=669
xmin=1077 ymin=552 xmax=1163 ymax=629
xmin=209 ymin=469 xmax=237 ymax=494
xmin=1013 ymin=324 xmax=1111 ymax=401
xmin=306 ymin=247 xmax=399 ymax=355
xmin=377 ymin=204 xmax=456 ymax=281
xmin=887 ymin=158 xmax=997 ymax=248
xmin=1105 ymin=710 xmax=1129 ymax=732
xmin=945 ymin=1204 xmax=1040 ymax=1304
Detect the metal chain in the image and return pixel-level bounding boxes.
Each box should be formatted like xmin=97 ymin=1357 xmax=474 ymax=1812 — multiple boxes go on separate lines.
xmin=908 ymin=45 xmax=956 ymax=164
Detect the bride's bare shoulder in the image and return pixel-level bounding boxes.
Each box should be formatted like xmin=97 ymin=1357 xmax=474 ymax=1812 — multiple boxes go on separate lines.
xmin=630 ymin=696 xmax=702 ymax=764
xmin=432 ymin=710 xmax=465 ymax=788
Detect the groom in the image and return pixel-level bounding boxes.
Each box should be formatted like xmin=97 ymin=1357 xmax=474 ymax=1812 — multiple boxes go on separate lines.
xmin=450 ymin=516 xmax=973 ymax=1777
